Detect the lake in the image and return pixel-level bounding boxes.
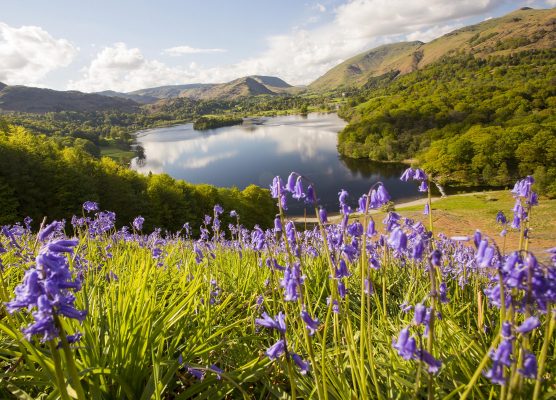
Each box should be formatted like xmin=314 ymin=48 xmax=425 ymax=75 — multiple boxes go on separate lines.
xmin=131 ymin=113 xmax=423 ymax=215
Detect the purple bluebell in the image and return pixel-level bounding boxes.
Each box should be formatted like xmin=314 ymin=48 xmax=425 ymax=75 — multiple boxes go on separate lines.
xmin=496 ymin=211 xmax=507 ymax=225
xmin=335 ymin=259 xmax=350 ymax=279
xmin=286 ymin=172 xmax=297 ymax=193
xmin=516 ymin=316 xmax=540 ymax=334
xmin=293 ymin=176 xmax=305 ymax=200
xmin=423 ymin=203 xmax=430 ymax=215
xmin=388 ymin=227 xmax=407 ymax=251
xmin=518 ymin=352 xmax=537 ymax=379
xmin=400 ymin=168 xmax=414 ymax=182
xmin=319 ymin=207 xmax=328 ymax=224
xmin=484 ymin=362 xmax=506 ymax=385
xmin=439 ymin=282 xmax=449 ymax=303
xmin=392 ymin=327 xmax=417 ymax=360
xmin=274 ymin=216 xmax=282 ymax=232
xmin=414 ymin=304 xmax=426 ymax=325
xmin=366 ymin=219 xmax=376 ymax=237
xmin=291 ymin=353 xmax=310 ymax=374
xmin=431 ymin=250 xmax=442 ymax=267
xmin=419 ymin=181 xmax=428 ymax=192
xmin=266 ymin=339 xmax=286 ymax=360
xmin=187 ymin=366 xmax=205 ymax=380
xmin=337 ymin=281 xmax=346 ymax=298
xmin=213 ymin=204 xmax=224 ymax=216
xmin=7 ymin=239 xmax=86 ymax=342
xmin=133 ymin=216 xmax=145 ymax=231
xmin=418 ymin=349 xmax=442 ymax=373
xmin=301 ymin=310 xmax=319 ymax=335
xmin=255 ymin=311 xmax=286 ymax=333
xmin=82 ymin=201 xmax=99 ymax=213
xmin=306 ymin=184 xmax=316 ymax=205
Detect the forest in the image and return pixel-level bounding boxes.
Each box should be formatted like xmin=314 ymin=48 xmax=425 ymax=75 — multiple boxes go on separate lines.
xmin=0 ymin=122 xmax=275 ymax=230
xmin=338 ymin=50 xmax=556 ymax=195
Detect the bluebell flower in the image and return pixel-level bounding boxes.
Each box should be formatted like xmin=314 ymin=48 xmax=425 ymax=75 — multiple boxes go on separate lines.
xmin=518 ymin=351 xmax=537 ymax=379
xmin=82 ymin=201 xmax=99 ymax=213
xmin=133 ymin=216 xmax=145 ymax=231
xmin=293 ymin=176 xmax=305 ymax=200
xmin=255 ymin=311 xmax=286 ymax=333
xmin=414 ymin=304 xmax=426 ymax=325
xmin=301 ymin=310 xmax=319 ymax=335
xmin=319 ymin=207 xmax=328 ymax=224
xmin=418 ymin=349 xmax=442 ymax=373
xmin=291 ymin=353 xmax=310 ymax=374
xmin=400 ymin=168 xmax=414 ymax=182
xmin=266 ymin=339 xmax=286 ymax=360
xmin=516 ymin=316 xmax=540 ymax=334
xmin=392 ymin=327 xmax=417 ymax=360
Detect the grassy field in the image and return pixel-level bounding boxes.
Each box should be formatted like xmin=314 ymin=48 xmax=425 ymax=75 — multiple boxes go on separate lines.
xmin=99 ymin=145 xmax=136 ymax=164
xmin=397 ymin=191 xmax=556 ymax=255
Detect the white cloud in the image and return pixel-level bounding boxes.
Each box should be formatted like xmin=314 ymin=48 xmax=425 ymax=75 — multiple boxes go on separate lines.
xmin=70 ymin=0 xmax=508 ymax=91
xmin=316 ymin=3 xmax=327 ymax=12
xmin=0 ymin=22 xmax=77 ymax=85
xmin=198 ymin=0 xmax=507 ymax=85
xmin=163 ymin=45 xmax=227 ymax=56
xmin=68 ymin=42 xmax=197 ymax=92
xmin=406 ymin=24 xmax=464 ymax=42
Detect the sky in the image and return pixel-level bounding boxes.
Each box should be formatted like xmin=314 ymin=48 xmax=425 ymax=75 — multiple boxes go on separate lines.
xmin=0 ymin=0 xmax=554 ymax=92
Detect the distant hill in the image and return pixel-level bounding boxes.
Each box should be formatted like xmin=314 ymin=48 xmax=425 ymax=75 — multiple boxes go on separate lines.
xmin=96 ymin=76 xmax=296 ymax=104
xmin=130 ymin=84 xmax=215 ymax=99
xmin=310 ymin=7 xmax=556 ymax=91
xmin=0 ymin=84 xmax=140 ymax=113
xmin=96 ymin=90 xmax=158 ymax=104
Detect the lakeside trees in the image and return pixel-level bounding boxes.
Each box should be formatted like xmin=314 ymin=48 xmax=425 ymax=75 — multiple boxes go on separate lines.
xmin=0 ymin=124 xmax=274 ymax=229
xmin=338 ymin=50 xmax=556 ymax=195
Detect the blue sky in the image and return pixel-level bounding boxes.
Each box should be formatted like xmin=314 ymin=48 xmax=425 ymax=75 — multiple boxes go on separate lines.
xmin=0 ymin=0 xmax=553 ymax=91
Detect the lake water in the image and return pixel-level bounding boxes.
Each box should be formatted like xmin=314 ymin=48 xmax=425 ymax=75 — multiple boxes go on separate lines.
xmin=131 ymin=113 xmax=423 ymax=215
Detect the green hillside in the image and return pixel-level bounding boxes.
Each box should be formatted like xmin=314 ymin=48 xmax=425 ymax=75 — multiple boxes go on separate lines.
xmin=310 ymin=7 xmax=556 ymax=92
xmin=337 ymin=50 xmax=556 ymax=195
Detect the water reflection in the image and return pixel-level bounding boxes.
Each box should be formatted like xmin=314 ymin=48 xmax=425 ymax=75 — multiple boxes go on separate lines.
xmin=131 ymin=113 xmax=419 ymax=214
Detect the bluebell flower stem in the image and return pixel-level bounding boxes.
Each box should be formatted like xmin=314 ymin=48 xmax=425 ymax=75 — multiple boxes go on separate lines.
xmin=54 ymin=315 xmax=86 ymax=400
xmin=533 ymin=304 xmax=554 ymax=400
xmin=48 ymin=340 xmax=71 ymax=400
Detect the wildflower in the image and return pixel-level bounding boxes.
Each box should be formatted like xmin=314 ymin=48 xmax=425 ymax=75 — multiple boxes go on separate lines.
xmin=291 ymin=353 xmax=310 ymax=374
xmin=133 ymin=216 xmax=145 ymax=231
xmin=306 ymin=184 xmax=316 ymax=205
xmin=7 ymin=239 xmax=86 ymax=341
xmin=274 ymin=216 xmax=282 ymax=233
xmin=286 ymin=172 xmax=297 ymax=193
xmin=293 ymin=176 xmax=305 ymax=200
xmin=418 ymin=349 xmax=442 ymax=373
xmin=388 ymin=227 xmax=407 ymax=251
xmin=300 ymin=310 xmax=319 ymax=335
xmin=187 ymin=366 xmax=205 ymax=380
xmin=516 ymin=316 xmax=540 ymax=334
xmin=392 ymin=328 xmax=417 ymax=360
xmin=82 ymin=201 xmax=99 ymax=213
xmin=335 ymin=259 xmax=350 ymax=279
xmin=423 ymin=203 xmax=430 ymax=215
xmin=400 ymin=168 xmax=414 ymax=182
xmin=496 ymin=211 xmax=507 ymax=225
xmin=255 ymin=312 xmax=286 ymax=333
xmin=266 ymin=339 xmax=286 ymax=360
xmin=366 ymin=219 xmax=376 ymax=236
xmin=518 ymin=352 xmax=537 ymax=379
xmin=213 ymin=204 xmax=224 ymax=215
xmin=319 ymin=207 xmax=328 ymax=224
xmin=418 ymin=181 xmax=428 ymax=192
xmin=414 ymin=304 xmax=427 ymax=326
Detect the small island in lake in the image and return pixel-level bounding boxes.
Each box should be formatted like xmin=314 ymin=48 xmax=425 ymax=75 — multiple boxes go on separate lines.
xmin=193 ymin=116 xmax=243 ymax=130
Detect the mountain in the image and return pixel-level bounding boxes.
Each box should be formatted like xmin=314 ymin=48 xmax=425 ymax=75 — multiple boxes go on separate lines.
xmin=130 ymin=84 xmax=215 ymax=99
xmin=0 ymin=84 xmax=140 ymax=113
xmin=310 ymin=7 xmax=556 ymax=91
xmin=178 ymin=76 xmax=277 ymax=101
xmin=95 ymin=90 xmax=157 ymax=104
